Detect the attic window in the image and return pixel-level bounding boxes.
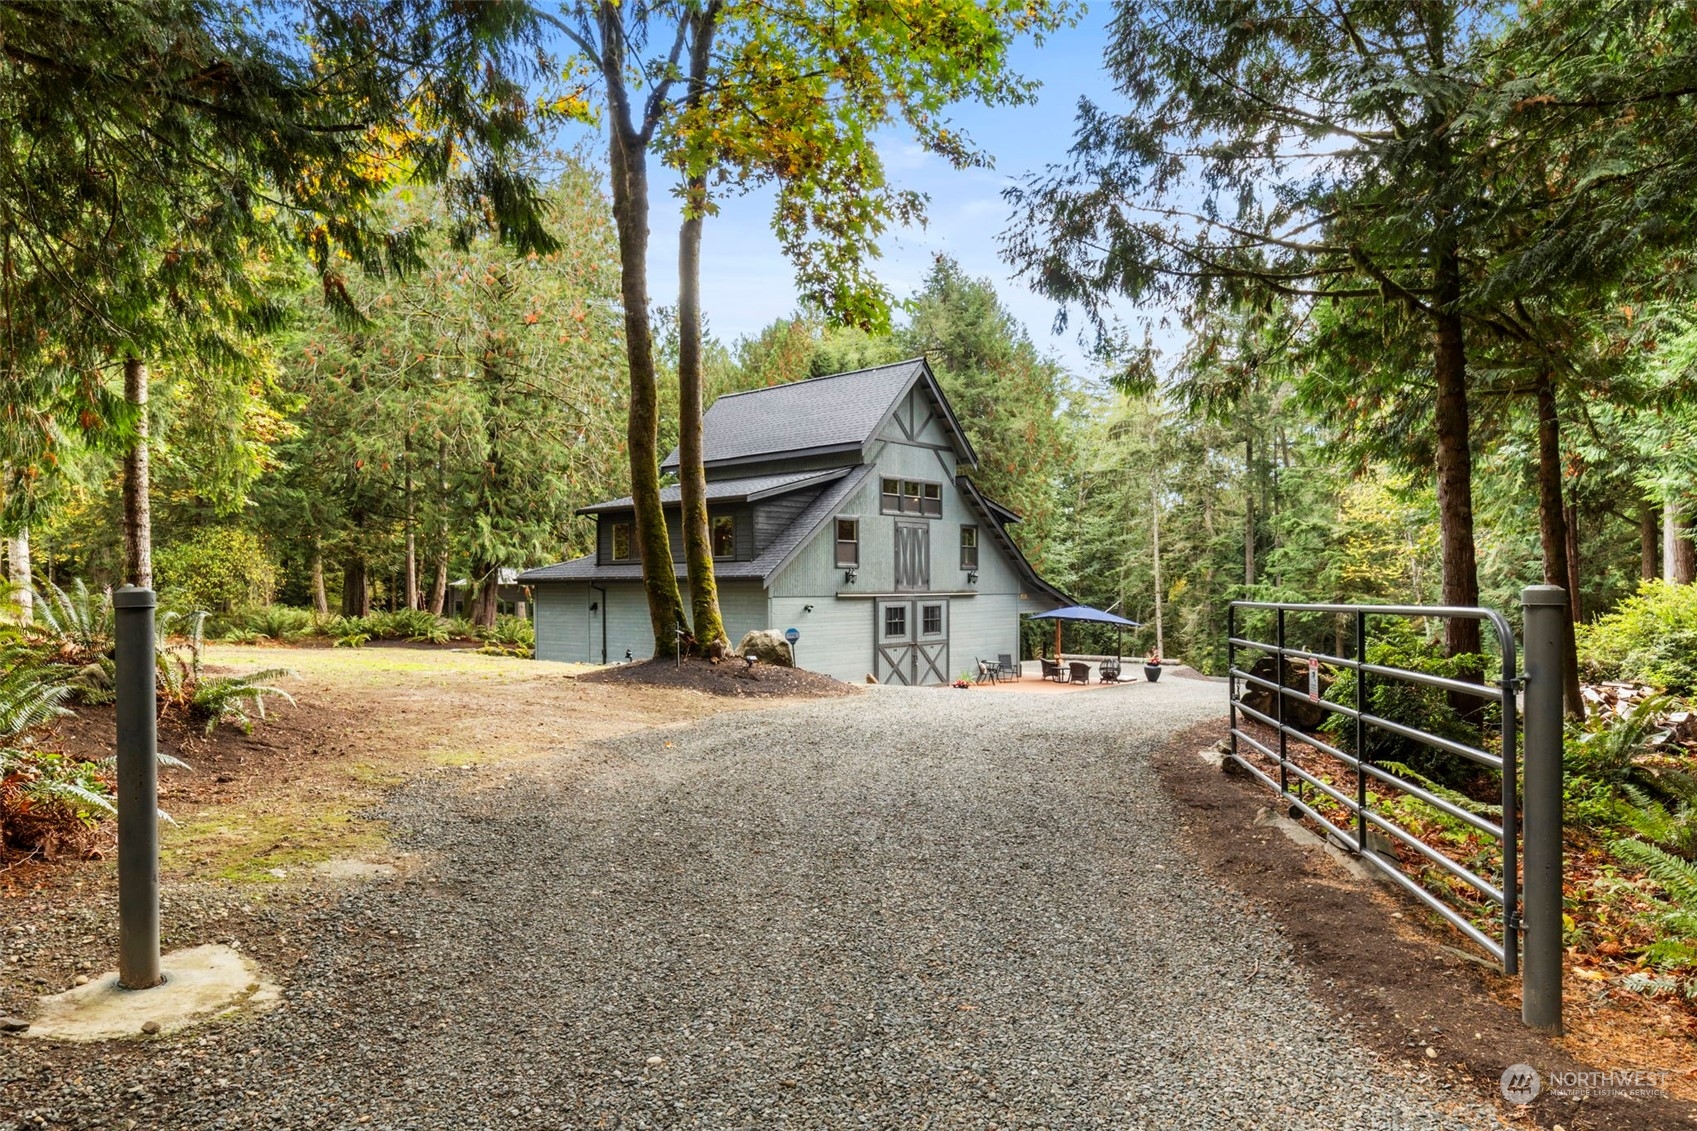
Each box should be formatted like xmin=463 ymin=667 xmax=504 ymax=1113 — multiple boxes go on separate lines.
xmin=881 ymin=477 xmax=943 ymax=518
xmin=611 ymin=521 xmax=634 ymax=562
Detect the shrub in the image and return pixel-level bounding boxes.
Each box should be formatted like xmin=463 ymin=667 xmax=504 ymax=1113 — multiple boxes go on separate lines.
xmin=240 ymin=604 xmax=315 ymax=642
xmin=154 ymin=527 xmax=278 ymax=613
xmin=477 ymin=614 xmax=534 ymax=658
xmin=370 ymin=608 xmax=451 ymax=643
xmin=1321 ymin=619 xmax=1491 ymax=789
xmin=1578 ymin=581 xmax=1697 ymax=694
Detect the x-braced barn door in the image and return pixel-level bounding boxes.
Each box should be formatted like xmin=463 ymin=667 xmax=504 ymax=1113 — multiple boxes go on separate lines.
xmin=874 ymin=598 xmax=948 ymax=686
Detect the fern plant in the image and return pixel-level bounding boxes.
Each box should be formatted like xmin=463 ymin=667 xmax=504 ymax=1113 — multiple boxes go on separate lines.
xmin=27 ymin=578 xmax=114 ymax=665
xmin=190 ymin=669 xmax=295 ymax=735
xmin=0 ymin=665 xmax=73 ymax=740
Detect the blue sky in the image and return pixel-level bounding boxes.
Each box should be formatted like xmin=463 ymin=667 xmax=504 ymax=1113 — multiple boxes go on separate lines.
xmin=556 ymin=6 xmax=1126 ymax=380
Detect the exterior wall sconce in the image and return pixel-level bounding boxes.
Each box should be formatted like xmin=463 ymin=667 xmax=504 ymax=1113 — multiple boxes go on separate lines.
xmin=966 ymin=571 xmax=979 ymax=585
xmin=844 ymin=567 xmax=858 ymax=584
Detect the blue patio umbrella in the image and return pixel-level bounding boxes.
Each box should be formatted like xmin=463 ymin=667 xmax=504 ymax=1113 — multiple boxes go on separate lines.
xmin=1025 ymin=605 xmax=1142 ymax=661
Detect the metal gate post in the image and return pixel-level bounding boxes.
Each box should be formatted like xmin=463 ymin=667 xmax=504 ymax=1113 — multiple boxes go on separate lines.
xmin=1227 ymin=603 xmax=1238 ymax=763
xmin=114 ymin=586 xmax=162 ymax=990
xmin=1520 ymin=585 xmax=1566 ymax=1034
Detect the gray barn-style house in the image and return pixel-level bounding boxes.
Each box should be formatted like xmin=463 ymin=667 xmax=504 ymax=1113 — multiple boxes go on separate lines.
xmin=519 ymin=358 xmax=1068 ymax=684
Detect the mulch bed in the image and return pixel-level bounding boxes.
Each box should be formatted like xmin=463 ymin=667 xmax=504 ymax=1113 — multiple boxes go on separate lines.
xmin=579 ymin=657 xmax=857 ymax=699
xmin=1152 ymin=719 xmax=1697 ymax=1131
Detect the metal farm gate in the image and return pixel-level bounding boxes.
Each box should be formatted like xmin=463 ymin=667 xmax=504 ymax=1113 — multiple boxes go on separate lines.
xmin=1225 ymin=588 xmax=1568 ymax=1033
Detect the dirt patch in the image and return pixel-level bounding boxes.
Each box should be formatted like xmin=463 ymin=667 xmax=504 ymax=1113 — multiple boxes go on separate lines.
xmin=1152 ymin=720 xmax=1697 ymax=1131
xmin=580 ymin=657 xmax=857 ymax=698
xmin=14 ymin=645 xmax=766 ymax=881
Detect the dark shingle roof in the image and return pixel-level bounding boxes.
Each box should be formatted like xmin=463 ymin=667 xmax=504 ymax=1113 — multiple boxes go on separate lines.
xmin=575 ymin=468 xmax=849 ymax=515
xmin=661 ymin=358 xmax=962 ymax=469
xmin=519 ymin=467 xmax=874 ymax=585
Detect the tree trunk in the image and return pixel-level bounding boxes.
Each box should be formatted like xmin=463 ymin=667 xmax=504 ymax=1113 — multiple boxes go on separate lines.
xmin=1430 ymin=258 xmax=1481 ymax=664
xmin=1152 ymin=483 xmax=1164 ymax=659
xmin=122 ymin=357 xmax=152 ymax=589
xmin=467 ymin=560 xmax=500 ymax=628
xmin=1532 ymin=371 xmax=1583 ymax=719
xmin=404 ymin=439 xmax=419 ymax=611
xmin=600 ymin=6 xmax=687 ymax=655
xmin=1665 ymin=500 xmax=1680 ymax=583
xmin=1242 ymin=436 xmax=1255 ymax=587
xmin=6 ymin=526 xmax=31 ymax=622
xmin=1642 ymin=503 xmax=1658 ymax=582
xmin=676 ymin=6 xmax=727 ymax=656
xmin=310 ymin=541 xmax=329 ymax=617
xmin=429 ymin=552 xmax=448 ymax=616
xmin=341 ymin=557 xmax=369 ymax=618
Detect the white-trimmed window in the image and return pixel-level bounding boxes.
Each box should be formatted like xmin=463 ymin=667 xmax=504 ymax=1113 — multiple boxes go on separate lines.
xmin=960 ymin=525 xmax=979 ymax=570
xmin=835 ymin=517 xmax=860 ymax=568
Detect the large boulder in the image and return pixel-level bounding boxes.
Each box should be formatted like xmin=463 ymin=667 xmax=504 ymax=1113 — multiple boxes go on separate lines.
xmin=735 ymin=629 xmax=793 ymax=667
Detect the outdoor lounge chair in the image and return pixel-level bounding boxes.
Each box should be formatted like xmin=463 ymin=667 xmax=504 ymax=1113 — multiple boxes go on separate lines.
xmin=975 ymin=658 xmax=1000 ymax=684
xmin=1069 ymin=661 xmax=1091 ymax=684
xmin=1040 ymin=658 xmax=1063 ymax=682
xmin=996 ymin=653 xmax=1021 ymax=681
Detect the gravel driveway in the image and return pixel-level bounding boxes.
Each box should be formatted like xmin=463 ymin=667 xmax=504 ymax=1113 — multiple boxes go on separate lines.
xmin=6 ymin=676 xmax=1504 ymax=1130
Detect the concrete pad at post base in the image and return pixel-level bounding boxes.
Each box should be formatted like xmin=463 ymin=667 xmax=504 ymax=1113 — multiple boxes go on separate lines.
xmin=22 ymin=944 xmax=279 ymax=1041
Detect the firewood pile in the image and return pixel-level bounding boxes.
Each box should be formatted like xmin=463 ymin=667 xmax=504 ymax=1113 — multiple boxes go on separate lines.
xmin=1581 ymin=681 xmax=1697 ymax=751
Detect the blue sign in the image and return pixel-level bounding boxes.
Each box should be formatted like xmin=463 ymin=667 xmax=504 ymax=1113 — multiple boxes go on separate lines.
xmin=784 ymin=627 xmax=800 ymax=644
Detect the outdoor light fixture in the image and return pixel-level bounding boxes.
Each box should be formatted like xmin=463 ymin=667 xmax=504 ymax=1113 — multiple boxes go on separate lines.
xmin=844 ymin=567 xmax=858 ymax=584
xmin=743 ymin=652 xmax=758 ymax=669
xmin=589 ymin=601 xmax=599 ymax=611
xmin=967 ymin=571 xmax=979 ymax=585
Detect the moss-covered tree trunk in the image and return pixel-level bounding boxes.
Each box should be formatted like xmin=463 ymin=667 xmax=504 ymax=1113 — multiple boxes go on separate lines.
xmin=599 ymin=2 xmax=685 ymax=655
xmin=676 ymin=4 xmax=727 ymax=655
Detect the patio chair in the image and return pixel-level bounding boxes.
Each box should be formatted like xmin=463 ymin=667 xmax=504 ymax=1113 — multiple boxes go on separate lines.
xmin=1069 ymin=661 xmax=1091 ymax=685
xmin=996 ymin=653 xmax=1022 ymax=681
xmin=1040 ymin=658 xmax=1063 ymax=682
xmin=975 ymin=658 xmax=1000 ymax=684
xmin=1099 ymin=658 xmax=1122 ymax=683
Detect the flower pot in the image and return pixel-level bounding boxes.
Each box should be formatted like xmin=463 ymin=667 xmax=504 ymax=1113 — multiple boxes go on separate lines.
xmin=1144 ymin=663 xmax=1163 ymax=683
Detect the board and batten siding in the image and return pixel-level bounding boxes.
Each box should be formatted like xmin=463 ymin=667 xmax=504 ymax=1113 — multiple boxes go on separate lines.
xmin=532 ymin=579 xmax=771 ymax=663
xmin=950 ymin=592 xmax=1021 ymax=673
xmin=768 ymin=595 xmax=872 ymax=683
xmin=533 ymin=582 xmax=591 ymax=664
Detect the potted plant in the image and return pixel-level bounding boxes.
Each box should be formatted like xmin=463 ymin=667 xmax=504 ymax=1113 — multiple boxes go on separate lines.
xmin=1144 ymin=651 xmax=1163 ymax=682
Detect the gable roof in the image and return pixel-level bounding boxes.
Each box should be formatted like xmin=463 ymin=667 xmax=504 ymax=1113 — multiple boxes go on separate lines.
xmin=660 ymin=357 xmax=977 ymax=471
xmin=574 ymin=468 xmax=849 ymax=516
